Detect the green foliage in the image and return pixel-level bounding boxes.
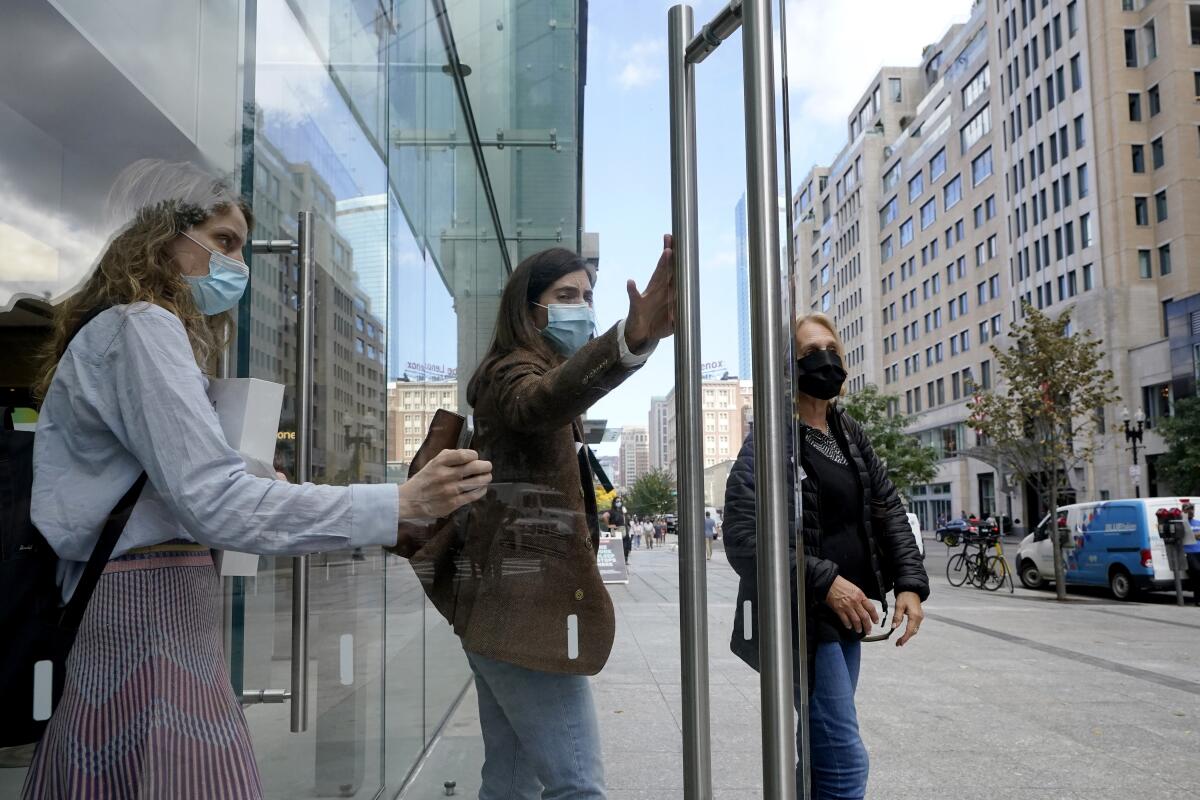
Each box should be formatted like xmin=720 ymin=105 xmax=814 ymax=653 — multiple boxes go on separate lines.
xmin=841 ymin=384 xmax=938 ymax=498
xmin=967 ymin=304 xmax=1115 ymax=599
xmin=625 ymin=469 xmax=676 ymax=517
xmin=1155 ymin=396 xmax=1200 ymax=495
xmin=968 ymin=305 xmax=1114 ymax=496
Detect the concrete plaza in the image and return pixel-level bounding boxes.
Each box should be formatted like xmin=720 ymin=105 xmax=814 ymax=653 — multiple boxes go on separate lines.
xmin=406 ymin=536 xmax=1200 ymax=799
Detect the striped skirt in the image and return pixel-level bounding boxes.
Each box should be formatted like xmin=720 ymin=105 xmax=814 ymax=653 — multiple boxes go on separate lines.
xmin=22 ymin=543 xmax=263 ymax=799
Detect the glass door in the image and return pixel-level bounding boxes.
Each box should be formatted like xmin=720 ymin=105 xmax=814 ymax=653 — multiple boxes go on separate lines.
xmin=232 ymin=0 xmax=392 ymax=795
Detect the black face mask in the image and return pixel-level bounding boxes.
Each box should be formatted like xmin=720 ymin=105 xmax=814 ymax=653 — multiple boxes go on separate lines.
xmin=795 ymin=349 xmax=847 ymax=400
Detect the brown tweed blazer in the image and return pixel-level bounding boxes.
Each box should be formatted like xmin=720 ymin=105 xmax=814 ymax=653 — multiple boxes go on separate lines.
xmin=445 ymin=323 xmax=644 ymax=674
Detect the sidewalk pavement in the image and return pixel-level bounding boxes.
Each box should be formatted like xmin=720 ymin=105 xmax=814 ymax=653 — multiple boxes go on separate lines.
xmin=406 ymin=537 xmax=1199 ymax=799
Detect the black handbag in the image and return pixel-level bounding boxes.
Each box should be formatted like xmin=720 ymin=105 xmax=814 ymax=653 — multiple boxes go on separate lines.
xmin=0 ymin=307 xmax=147 ymax=749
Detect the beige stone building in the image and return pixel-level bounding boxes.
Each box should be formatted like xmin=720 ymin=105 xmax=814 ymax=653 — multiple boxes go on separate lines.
xmin=664 ymin=378 xmax=754 ymax=477
xmin=619 ymin=425 xmax=651 ymax=489
xmin=794 ymin=0 xmax=1200 ymax=528
xmin=386 ymin=379 xmax=459 ymax=466
xmin=648 ymin=395 xmax=671 ymax=472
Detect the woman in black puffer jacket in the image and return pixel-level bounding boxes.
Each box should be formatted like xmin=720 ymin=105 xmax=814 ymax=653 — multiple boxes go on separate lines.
xmin=723 ymin=312 xmax=929 ymax=799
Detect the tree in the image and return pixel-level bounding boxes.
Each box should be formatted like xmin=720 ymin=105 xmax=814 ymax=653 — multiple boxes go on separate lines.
xmin=594 ymin=487 xmax=617 ymax=513
xmin=968 ymin=304 xmax=1115 ymax=600
xmin=625 ymin=469 xmax=676 ymax=517
xmin=1155 ymin=396 xmax=1200 ymax=495
xmin=842 ymin=384 xmax=938 ymax=500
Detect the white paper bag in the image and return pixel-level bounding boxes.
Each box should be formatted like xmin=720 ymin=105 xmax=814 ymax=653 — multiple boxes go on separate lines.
xmin=207 ymin=378 xmax=286 ymax=576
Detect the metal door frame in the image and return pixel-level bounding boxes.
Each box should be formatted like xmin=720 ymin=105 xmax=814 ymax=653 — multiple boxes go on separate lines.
xmin=668 ymin=2 xmax=808 ymax=797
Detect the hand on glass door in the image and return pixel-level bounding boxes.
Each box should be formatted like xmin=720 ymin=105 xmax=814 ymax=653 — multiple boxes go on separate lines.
xmin=623 ymin=233 xmax=676 ymax=353
xmin=397 ymin=448 xmax=492 ymax=522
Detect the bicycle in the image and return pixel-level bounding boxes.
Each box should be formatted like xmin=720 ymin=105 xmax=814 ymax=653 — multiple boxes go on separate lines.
xmin=946 ymin=532 xmax=1011 ymax=591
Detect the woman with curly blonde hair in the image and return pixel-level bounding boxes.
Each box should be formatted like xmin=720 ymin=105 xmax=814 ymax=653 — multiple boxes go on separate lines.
xmin=22 ymin=160 xmax=491 ymax=798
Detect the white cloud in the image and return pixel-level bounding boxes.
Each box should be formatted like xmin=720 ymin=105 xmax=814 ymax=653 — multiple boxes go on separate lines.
xmin=615 ymin=39 xmax=666 ymax=90
xmin=783 ymin=0 xmax=971 ymax=124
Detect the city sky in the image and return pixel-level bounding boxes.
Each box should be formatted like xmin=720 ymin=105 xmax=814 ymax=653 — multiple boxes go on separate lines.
xmin=583 ymin=0 xmax=971 ymax=432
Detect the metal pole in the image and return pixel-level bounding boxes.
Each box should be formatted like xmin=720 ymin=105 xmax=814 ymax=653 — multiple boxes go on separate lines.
xmin=775 ymin=0 xmax=812 ymax=795
xmin=291 ymin=210 xmax=315 ymax=733
xmin=742 ymin=1 xmax=798 ymax=796
xmin=667 ymin=7 xmax=712 ymax=797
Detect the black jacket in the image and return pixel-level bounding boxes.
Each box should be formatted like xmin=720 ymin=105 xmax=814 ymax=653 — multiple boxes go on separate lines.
xmin=722 ymin=405 xmax=929 ymax=677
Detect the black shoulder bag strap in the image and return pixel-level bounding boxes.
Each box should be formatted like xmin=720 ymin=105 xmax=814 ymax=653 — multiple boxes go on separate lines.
xmin=51 ymin=306 xmax=149 ymax=628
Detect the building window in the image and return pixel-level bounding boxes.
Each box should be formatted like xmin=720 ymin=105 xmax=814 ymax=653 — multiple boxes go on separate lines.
xmin=881 ymin=236 xmax=894 ymax=261
xmin=962 ymin=65 xmax=990 ymax=108
xmin=1132 ymin=144 xmax=1145 ymax=173
xmin=1195 ymin=71 xmax=1200 ymax=100
xmin=900 ymin=218 xmax=914 ymax=246
xmin=1191 ymin=5 xmax=1200 ymax=45
xmin=1080 ymin=213 xmax=1092 ymax=248
xmin=890 ymin=77 xmax=903 ymax=102
xmin=944 ymin=175 xmax=963 ymax=210
xmin=1143 ymin=20 xmax=1157 ymax=62
xmin=960 ymin=105 xmax=991 ymax=152
xmin=1073 ymin=114 xmax=1085 ymax=149
xmin=921 ymin=198 xmax=937 ymax=230
xmin=1068 ymin=1 xmax=1078 ymax=37
xmin=971 ymin=148 xmax=993 ymax=187
xmin=883 ymin=162 xmax=901 ymax=192
xmin=1159 ymin=243 xmax=1172 ymax=276
xmin=1134 ymin=197 xmax=1149 ymax=226
xmin=880 ymin=195 xmax=898 ymax=226
xmin=1138 ymin=249 xmax=1152 ymax=279
xmin=1128 ymin=92 xmax=1142 ymax=121
xmin=909 ymin=173 xmax=924 ymax=203
xmin=1124 ymin=29 xmax=1138 ymax=67
xmin=1151 ymin=136 xmax=1164 ymax=169
xmin=1155 ymin=190 xmax=1168 ymax=222
xmin=1083 ymin=263 xmax=1094 ymax=290
xmin=930 ymin=148 xmax=947 ymax=180
xmin=1077 ymin=164 xmax=1090 ymax=198
xmin=1148 ymin=84 xmax=1161 ymax=116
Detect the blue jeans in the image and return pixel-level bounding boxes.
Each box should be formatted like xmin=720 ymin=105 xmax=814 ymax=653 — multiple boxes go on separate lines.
xmin=794 ymin=640 xmax=869 ymax=799
xmin=465 ymin=650 xmax=607 ymax=799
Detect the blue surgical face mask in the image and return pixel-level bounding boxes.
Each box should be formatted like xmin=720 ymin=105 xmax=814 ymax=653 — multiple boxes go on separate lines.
xmin=534 ymin=302 xmax=596 ymax=357
xmin=180 ymin=231 xmax=249 ymax=315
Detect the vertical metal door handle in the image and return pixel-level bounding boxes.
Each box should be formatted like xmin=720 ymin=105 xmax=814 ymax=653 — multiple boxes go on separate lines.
xmin=246 ymin=212 xmax=315 ymax=734
xmin=291 ymin=211 xmax=315 ymax=733
xmin=667 ymin=7 xmax=713 ymax=799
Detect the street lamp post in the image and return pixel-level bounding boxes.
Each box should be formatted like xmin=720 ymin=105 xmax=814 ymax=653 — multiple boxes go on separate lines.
xmin=1119 ymin=407 xmax=1146 ymax=498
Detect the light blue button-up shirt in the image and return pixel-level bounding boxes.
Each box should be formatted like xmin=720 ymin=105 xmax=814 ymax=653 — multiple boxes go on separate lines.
xmin=33 ymin=303 xmax=399 ymax=602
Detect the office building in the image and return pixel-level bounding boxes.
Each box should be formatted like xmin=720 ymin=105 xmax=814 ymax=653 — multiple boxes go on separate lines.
xmin=619 ymin=425 xmax=651 ymax=489
xmin=735 ymin=194 xmax=753 ymax=381
xmin=794 ymin=0 xmax=1200 ymax=527
xmin=665 ymin=378 xmax=753 ymax=476
xmin=648 ymin=395 xmax=671 ymax=472
xmin=386 ymin=379 xmax=460 ymax=465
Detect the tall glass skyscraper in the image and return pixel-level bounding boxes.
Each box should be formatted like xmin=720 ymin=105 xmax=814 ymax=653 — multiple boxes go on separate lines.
xmin=734 ymin=193 xmax=751 ymax=381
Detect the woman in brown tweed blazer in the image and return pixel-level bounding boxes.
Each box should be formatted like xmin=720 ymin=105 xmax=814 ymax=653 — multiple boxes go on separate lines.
xmin=457 ymin=239 xmax=674 ymax=799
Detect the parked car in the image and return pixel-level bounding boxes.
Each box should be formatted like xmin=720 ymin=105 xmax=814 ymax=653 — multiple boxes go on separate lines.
xmin=935 ymin=518 xmax=980 ymax=546
xmin=1015 ymin=497 xmax=1198 ymax=600
xmin=906 ymin=512 xmax=925 ymax=559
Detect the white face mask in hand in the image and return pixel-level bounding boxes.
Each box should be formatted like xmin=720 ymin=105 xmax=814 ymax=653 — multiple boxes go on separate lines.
xmin=534 ymin=302 xmax=596 ymax=356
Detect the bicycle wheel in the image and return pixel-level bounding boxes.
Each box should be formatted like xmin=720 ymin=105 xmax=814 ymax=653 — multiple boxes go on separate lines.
xmin=965 ymin=553 xmax=985 ymax=587
xmin=983 ymin=555 xmax=1009 ymax=591
xmin=946 ymin=552 xmax=969 ymax=587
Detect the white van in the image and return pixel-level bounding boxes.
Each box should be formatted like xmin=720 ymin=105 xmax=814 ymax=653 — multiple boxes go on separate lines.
xmin=1015 ymin=497 xmax=1196 ymax=600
